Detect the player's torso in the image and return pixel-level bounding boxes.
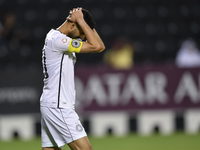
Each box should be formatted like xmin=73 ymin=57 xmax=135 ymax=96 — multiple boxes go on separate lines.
xmin=40 ymin=29 xmax=76 ymax=109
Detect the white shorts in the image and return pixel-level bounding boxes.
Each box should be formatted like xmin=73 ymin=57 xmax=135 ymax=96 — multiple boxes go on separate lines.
xmin=40 ymin=106 xmax=87 ymax=149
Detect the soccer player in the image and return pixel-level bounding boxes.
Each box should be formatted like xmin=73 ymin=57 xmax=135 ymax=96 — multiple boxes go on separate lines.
xmin=40 ymin=7 xmax=105 ymax=150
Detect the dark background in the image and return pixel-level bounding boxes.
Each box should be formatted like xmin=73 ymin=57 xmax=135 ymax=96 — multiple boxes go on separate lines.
xmin=0 ymin=0 xmax=199 ymax=69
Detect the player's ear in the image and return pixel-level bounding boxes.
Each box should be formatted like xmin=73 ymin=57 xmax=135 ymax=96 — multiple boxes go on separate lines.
xmin=70 ymin=22 xmax=76 ymax=30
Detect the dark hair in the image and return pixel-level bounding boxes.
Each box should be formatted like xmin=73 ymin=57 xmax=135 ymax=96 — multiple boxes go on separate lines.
xmin=82 ymin=9 xmax=96 ymax=29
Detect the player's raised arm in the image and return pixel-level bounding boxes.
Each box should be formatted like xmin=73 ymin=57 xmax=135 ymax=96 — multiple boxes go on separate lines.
xmin=93 ymin=28 xmax=105 ymax=52
xmin=67 ymin=8 xmax=105 ymax=53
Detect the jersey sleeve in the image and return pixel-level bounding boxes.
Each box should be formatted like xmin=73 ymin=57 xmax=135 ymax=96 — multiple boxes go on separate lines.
xmin=52 ymin=35 xmax=82 ymax=53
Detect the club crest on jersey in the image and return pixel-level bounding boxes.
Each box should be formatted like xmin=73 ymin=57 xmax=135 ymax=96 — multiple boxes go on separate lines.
xmin=72 ymin=40 xmax=81 ymax=48
xmin=75 ymin=124 xmax=83 ymax=132
xmin=62 ymin=38 xmax=67 ymax=43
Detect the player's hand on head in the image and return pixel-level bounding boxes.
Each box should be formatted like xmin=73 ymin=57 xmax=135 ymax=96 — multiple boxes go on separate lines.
xmin=67 ymin=7 xmax=83 ymax=23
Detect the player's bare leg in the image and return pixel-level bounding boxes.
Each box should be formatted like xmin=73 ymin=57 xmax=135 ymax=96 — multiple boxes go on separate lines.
xmin=42 ymin=147 xmax=61 ymax=150
xmin=68 ymin=136 xmax=93 ymax=150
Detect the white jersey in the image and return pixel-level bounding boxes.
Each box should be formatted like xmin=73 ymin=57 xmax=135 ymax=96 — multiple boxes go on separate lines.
xmin=40 ymin=29 xmax=78 ymax=109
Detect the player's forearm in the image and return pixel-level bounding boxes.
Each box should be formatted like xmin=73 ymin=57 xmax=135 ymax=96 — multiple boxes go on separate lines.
xmin=77 ymin=19 xmax=104 ymax=52
xmin=93 ymin=29 xmax=105 ymax=52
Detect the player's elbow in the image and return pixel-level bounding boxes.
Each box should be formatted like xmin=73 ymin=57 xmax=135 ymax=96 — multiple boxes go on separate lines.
xmin=95 ymin=44 xmax=105 ymax=53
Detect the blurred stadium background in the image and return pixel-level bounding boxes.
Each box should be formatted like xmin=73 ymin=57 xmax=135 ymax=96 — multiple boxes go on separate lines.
xmin=0 ymin=0 xmax=200 ymax=149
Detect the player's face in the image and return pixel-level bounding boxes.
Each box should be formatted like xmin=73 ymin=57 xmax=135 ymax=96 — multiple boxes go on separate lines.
xmin=76 ymin=25 xmax=85 ymax=40
xmin=69 ymin=27 xmax=85 ymax=40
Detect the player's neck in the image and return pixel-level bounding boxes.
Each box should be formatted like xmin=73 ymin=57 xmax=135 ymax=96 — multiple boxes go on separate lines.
xmin=57 ymin=20 xmax=69 ymax=36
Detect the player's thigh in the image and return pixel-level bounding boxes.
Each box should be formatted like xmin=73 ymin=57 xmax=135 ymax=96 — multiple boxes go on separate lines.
xmin=42 ymin=147 xmax=61 ymax=150
xmin=68 ymin=136 xmax=93 ymax=150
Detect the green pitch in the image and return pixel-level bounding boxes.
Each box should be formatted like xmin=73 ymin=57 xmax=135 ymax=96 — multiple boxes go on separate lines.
xmin=0 ymin=133 xmax=200 ymax=150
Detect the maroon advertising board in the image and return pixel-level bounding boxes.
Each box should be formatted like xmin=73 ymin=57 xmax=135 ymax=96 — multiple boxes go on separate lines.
xmin=75 ymin=65 xmax=200 ymax=113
